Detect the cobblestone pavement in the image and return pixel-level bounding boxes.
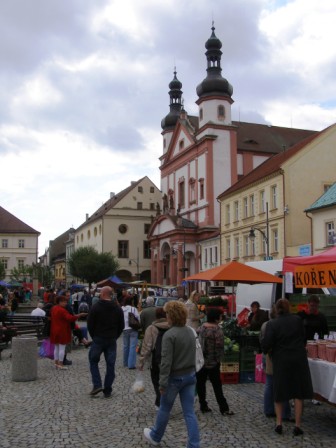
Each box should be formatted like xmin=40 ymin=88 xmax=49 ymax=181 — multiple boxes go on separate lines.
xmin=1 ymin=339 xmax=336 ymax=448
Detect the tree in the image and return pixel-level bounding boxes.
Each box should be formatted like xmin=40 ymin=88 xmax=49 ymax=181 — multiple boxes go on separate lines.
xmin=68 ymin=247 xmax=119 ymax=285
xmin=0 ymin=262 xmax=5 ymax=280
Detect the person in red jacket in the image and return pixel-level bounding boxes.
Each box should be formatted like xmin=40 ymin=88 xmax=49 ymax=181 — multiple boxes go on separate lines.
xmin=50 ymin=295 xmax=87 ymax=370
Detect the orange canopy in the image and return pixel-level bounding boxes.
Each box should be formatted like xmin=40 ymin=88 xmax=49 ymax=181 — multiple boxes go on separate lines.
xmin=183 ymin=260 xmax=282 ymax=284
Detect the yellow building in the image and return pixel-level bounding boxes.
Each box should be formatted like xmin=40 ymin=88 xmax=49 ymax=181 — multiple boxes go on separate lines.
xmin=218 ymin=124 xmax=336 ymax=262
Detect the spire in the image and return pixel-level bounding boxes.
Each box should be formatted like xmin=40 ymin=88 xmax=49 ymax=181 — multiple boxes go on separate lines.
xmin=196 ymin=24 xmax=233 ymax=99
xmin=161 ymin=68 xmax=183 ymax=130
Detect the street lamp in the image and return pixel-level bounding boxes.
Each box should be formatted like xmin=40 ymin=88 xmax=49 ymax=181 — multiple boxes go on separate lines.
xmin=249 ymin=202 xmax=271 ymax=260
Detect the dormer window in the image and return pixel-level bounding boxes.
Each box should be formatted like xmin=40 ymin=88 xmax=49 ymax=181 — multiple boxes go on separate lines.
xmin=218 ymin=105 xmax=225 ymax=121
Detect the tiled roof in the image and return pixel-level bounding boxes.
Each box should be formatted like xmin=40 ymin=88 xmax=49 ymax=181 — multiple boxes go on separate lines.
xmin=49 ymin=228 xmax=75 ymax=263
xmin=218 ymin=131 xmax=321 ymax=199
xmin=305 ymin=182 xmax=336 ymax=212
xmin=0 ymin=206 xmax=40 ymax=234
xmin=76 ymin=177 xmax=146 ymax=231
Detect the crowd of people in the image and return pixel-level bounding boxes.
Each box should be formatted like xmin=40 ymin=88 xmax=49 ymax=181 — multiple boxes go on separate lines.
xmin=0 ymin=282 xmax=330 ymax=447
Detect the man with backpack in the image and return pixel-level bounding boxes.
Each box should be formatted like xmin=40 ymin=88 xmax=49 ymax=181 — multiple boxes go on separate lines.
xmin=138 ymin=307 xmax=170 ymax=409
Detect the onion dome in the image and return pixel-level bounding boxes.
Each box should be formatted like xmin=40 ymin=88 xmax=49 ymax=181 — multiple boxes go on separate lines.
xmin=161 ymin=69 xmax=183 ymax=130
xmin=196 ymin=24 xmax=233 ymax=99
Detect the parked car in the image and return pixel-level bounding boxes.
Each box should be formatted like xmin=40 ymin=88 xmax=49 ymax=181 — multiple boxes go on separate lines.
xmin=154 ymin=296 xmax=178 ymax=307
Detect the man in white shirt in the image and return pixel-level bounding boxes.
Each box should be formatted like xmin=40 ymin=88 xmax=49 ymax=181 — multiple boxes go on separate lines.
xmin=31 ymin=303 xmax=46 ymax=317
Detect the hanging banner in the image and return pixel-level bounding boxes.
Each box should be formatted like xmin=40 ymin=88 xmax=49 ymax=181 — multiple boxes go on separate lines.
xmin=294 ymin=263 xmax=336 ymax=288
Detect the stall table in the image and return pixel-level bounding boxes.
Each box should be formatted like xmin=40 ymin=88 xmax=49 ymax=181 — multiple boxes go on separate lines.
xmin=308 ymin=358 xmax=336 ymax=404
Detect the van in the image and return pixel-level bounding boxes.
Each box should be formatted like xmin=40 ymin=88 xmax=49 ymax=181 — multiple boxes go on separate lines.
xmin=235 ymin=259 xmax=333 ymax=316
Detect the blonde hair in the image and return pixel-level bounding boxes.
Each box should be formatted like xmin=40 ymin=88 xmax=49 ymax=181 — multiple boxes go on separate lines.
xmin=164 ymin=301 xmax=187 ymax=326
xmin=189 ymin=290 xmax=200 ymax=303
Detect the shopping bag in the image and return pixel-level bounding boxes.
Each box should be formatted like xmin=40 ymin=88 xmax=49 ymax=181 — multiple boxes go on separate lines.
xmin=255 ymin=353 xmax=266 ymax=383
xmin=237 ymin=307 xmax=250 ymax=327
xmin=131 ymin=371 xmax=145 ymax=393
xmin=39 ymin=338 xmax=55 ymax=359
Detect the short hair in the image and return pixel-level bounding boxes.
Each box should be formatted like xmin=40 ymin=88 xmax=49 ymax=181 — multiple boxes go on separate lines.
xmin=274 ymin=298 xmax=290 ymax=315
xmin=146 ymin=296 xmax=155 ymax=306
xmin=124 ymin=296 xmax=133 ymax=306
xmin=206 ymin=308 xmax=221 ymax=323
xmin=308 ymin=295 xmax=320 ymax=304
xmin=250 ymin=301 xmax=260 ymax=308
xmin=56 ymin=295 xmax=68 ymax=305
xmin=155 ymin=307 xmax=166 ymax=319
xmin=164 ymin=301 xmax=187 ymax=326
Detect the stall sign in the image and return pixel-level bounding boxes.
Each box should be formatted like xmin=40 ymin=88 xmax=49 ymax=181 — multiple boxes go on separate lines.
xmin=294 ymin=263 xmax=336 ymax=288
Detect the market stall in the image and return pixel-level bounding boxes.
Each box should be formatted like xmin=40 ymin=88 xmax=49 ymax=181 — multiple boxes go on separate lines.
xmin=308 ymin=358 xmax=336 ymax=404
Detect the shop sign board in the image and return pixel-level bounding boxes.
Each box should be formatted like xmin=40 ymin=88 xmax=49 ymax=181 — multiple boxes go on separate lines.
xmin=294 ymin=263 xmax=336 ymax=288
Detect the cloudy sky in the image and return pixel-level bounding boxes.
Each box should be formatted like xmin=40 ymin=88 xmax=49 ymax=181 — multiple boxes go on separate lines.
xmin=1 ymin=0 xmax=336 ymax=255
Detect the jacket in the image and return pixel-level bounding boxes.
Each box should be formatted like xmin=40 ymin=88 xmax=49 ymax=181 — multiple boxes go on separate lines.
xmin=138 ymin=318 xmax=170 ymax=368
xmin=87 ymin=299 xmax=124 ymax=339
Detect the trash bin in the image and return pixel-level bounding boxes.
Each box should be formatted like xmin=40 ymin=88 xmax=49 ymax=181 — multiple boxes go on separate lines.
xmin=11 ymin=336 xmax=38 ymax=382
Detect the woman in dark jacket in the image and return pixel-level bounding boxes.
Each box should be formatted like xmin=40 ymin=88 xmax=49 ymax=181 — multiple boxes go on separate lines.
xmin=261 ymin=298 xmax=313 ymax=437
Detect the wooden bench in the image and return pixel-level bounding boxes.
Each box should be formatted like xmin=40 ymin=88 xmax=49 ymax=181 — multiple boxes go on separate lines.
xmin=0 ymin=314 xmax=47 ymax=359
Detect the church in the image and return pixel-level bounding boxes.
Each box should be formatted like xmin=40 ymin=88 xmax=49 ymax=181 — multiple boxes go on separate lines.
xmin=148 ymin=25 xmax=316 ymax=287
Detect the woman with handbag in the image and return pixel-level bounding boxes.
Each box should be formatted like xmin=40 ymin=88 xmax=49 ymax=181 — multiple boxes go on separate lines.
xmin=122 ymin=296 xmax=140 ymax=369
xmin=50 ymin=295 xmax=87 ymax=370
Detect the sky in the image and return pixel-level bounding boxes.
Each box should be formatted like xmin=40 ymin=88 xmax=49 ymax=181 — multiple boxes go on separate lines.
xmin=1 ymin=0 xmax=336 ymax=256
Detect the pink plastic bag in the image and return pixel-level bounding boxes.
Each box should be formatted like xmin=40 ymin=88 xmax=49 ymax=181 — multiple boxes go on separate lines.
xmin=255 ymin=353 xmax=266 ymax=383
xmin=39 ymin=338 xmax=55 ymax=359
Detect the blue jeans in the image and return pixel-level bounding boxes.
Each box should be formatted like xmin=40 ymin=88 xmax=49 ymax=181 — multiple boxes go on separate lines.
xmin=264 ymin=374 xmax=291 ymax=418
xmin=123 ymin=329 xmax=138 ymax=368
xmin=89 ymin=337 xmax=117 ymax=395
xmin=150 ymin=372 xmax=200 ymax=448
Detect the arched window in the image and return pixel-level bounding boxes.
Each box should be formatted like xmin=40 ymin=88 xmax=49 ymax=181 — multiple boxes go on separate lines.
xmin=199 ymin=108 xmax=203 ymax=121
xmin=218 ymin=105 xmax=225 ymax=121
xmin=179 ymin=139 xmax=184 ymax=150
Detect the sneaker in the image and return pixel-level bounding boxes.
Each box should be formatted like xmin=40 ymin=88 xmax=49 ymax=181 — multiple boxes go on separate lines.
xmin=63 ymin=359 xmax=72 ymax=366
xmin=89 ymin=387 xmax=103 ymax=396
xmin=104 ymin=393 xmax=112 ymax=399
xmin=143 ymin=428 xmax=159 ymax=446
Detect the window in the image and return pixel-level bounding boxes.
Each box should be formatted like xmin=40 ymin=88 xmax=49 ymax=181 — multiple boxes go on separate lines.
xmin=226 ymin=239 xmax=231 ymax=259
xmin=272 ymin=229 xmax=279 ymax=253
xmin=144 ymin=223 xmax=151 ymax=234
xmin=217 ymin=105 xmax=225 ymax=121
xmin=214 ymin=246 xmax=218 ymax=263
xmin=271 ymin=185 xmax=277 ymax=209
xmin=137 ymin=202 xmax=143 ymax=210
xmin=94 ymin=227 xmax=97 ymax=237
xmin=118 ymin=240 xmax=129 ymax=258
xmin=2 ymin=239 xmax=8 ymax=248
xmin=163 ymin=139 xmax=166 ymax=149
xmin=119 ymin=224 xmax=128 ymax=234
xmin=225 ymin=204 xmax=230 ymax=224
xmin=199 ymin=108 xmax=203 ymax=121
xmin=144 ymin=241 xmax=151 ymax=259
xmin=234 ymin=201 xmax=239 ymax=221
xmin=18 ymin=239 xmax=25 ymax=248
xmin=138 ymin=186 xmax=143 ymax=193
xmin=234 ymin=237 xmax=239 ymax=258
xmin=179 ymin=140 xmax=184 ymax=150
xmin=178 ymin=180 xmax=185 ymax=208
xmin=199 ymin=178 xmax=204 ymax=200
xmin=1 ymin=259 xmax=8 ymax=269
xmin=326 ymin=222 xmax=335 ymax=245
xmin=99 ymin=224 xmax=102 ymax=235
xmin=18 ymin=259 xmax=25 ymax=269
xmin=87 ymin=230 xmax=91 ymax=239
xmin=81 ymin=233 xmax=83 ymax=242
xmin=244 ymin=235 xmax=249 ymax=256
xmin=243 ymin=197 xmax=248 ymax=218
xmin=76 ymin=235 xmax=79 ymax=244
xmin=250 ymin=194 xmax=255 ymax=216
xmin=204 ymin=248 xmax=208 ymax=266
xmin=209 ymin=247 xmax=213 ymax=265
xmin=260 ymin=190 xmax=265 ymax=213
xmin=150 ymin=186 xmax=155 ymax=193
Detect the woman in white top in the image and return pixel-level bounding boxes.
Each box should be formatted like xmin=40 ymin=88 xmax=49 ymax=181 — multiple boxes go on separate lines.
xmin=185 ymin=291 xmax=205 ymax=330
xmin=122 ymin=296 xmax=140 ymax=369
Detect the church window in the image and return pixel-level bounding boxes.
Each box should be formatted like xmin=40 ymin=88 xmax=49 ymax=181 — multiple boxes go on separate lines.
xmin=178 ymin=180 xmax=185 ymax=209
xmin=179 ymin=139 xmax=184 ymax=150
xmin=199 ymin=108 xmax=203 ymax=120
xmin=199 ymin=178 xmax=204 ymax=200
xmin=218 ymin=105 xmax=225 ymax=121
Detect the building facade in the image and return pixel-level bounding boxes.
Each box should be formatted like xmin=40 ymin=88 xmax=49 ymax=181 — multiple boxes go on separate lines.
xmin=0 ymin=206 xmax=40 ymax=281
xmin=75 ymin=176 xmax=161 ymax=282
xmin=149 ymin=25 xmax=317 ymax=285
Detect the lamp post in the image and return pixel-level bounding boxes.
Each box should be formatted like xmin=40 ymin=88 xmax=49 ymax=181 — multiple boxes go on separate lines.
xmin=249 ymin=202 xmax=271 ymax=260
xmin=128 ymin=247 xmax=140 ymax=278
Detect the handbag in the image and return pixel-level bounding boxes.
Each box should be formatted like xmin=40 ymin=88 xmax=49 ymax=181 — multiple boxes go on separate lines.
xmin=128 ymin=308 xmax=141 ymax=331
xmin=189 ymin=327 xmax=205 ymax=372
xmin=39 ymin=338 xmax=55 ymax=359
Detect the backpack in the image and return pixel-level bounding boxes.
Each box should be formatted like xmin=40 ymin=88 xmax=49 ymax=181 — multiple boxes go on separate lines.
xmin=152 ymin=327 xmax=168 ymax=367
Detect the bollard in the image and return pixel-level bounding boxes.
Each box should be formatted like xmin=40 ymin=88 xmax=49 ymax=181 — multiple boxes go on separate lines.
xmin=11 ymin=336 xmax=38 ymax=382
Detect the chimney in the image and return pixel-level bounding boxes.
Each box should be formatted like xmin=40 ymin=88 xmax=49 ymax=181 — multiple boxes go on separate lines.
xmin=110 ymin=192 xmax=115 ymax=198
xmin=86 ymin=213 xmax=89 ymax=221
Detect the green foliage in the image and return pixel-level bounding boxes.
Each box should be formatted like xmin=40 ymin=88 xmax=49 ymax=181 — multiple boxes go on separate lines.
xmin=0 ymin=262 xmax=5 ymax=280
xmin=68 ymin=246 xmax=119 ymax=284
xmin=199 ymin=296 xmax=228 ymax=307
xmin=10 ymin=265 xmax=31 ymax=281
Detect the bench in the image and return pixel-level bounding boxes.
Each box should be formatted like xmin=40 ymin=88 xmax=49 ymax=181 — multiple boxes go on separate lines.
xmin=0 ymin=314 xmax=47 ymax=359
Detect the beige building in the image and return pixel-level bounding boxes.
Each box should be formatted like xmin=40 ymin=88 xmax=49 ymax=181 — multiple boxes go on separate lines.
xmin=75 ymin=177 xmax=161 ymax=281
xmin=218 ymin=123 xmax=336 ymax=262
xmin=0 ymin=206 xmax=40 ymax=281
xmin=305 ymin=182 xmax=336 ymax=254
